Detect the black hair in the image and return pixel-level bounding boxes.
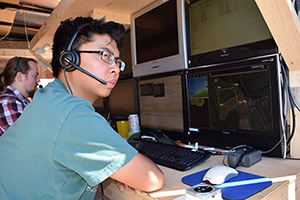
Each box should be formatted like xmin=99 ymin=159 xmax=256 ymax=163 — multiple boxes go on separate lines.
xmin=51 ymin=17 xmax=126 ymax=78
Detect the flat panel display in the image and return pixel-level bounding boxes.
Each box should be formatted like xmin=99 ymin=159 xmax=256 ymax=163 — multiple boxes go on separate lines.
xmin=186 ymin=0 xmax=277 ymax=67
xmin=108 ymin=78 xmax=137 ymax=117
xmin=186 ymin=55 xmax=283 ymax=157
xmin=138 ymin=74 xmax=184 ymax=132
xmin=131 ymin=0 xmax=187 ymax=77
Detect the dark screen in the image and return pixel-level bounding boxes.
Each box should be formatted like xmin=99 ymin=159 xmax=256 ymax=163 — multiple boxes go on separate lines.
xmin=108 ymin=79 xmax=137 ymax=116
xmin=135 ymin=0 xmax=179 ymax=64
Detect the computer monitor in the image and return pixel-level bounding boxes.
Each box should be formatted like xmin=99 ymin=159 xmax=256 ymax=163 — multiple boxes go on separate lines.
xmin=108 ymin=78 xmax=138 ymax=118
xmin=131 ymin=0 xmax=187 ymax=77
xmin=138 ymin=73 xmax=185 ymax=136
xmin=93 ymin=97 xmax=107 ymax=117
xmin=185 ymin=55 xmax=283 ymax=157
xmin=185 ymin=0 xmax=277 ymax=67
xmin=119 ymin=29 xmax=133 ymax=79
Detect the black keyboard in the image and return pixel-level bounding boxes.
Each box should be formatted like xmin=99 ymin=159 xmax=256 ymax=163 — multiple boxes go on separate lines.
xmin=132 ymin=140 xmax=211 ymax=171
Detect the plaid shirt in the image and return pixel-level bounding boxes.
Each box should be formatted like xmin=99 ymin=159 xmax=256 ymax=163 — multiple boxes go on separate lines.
xmin=0 ymin=86 xmax=30 ymax=136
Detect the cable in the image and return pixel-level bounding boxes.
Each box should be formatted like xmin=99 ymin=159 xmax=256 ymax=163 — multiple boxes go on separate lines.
xmin=280 ymin=60 xmax=288 ymax=158
xmin=21 ymin=3 xmax=31 ymax=49
xmin=289 ymin=87 xmax=300 ymax=111
xmin=100 ymin=182 xmax=104 ymax=200
xmin=64 ymin=68 xmax=73 ymax=95
xmin=222 ymin=144 xmax=249 ymax=166
xmin=287 ymin=94 xmax=296 ymax=145
xmin=0 ymin=18 xmax=15 ymax=41
xmin=286 ymin=157 xmax=300 ymax=160
xmin=280 ymin=58 xmax=299 ymax=153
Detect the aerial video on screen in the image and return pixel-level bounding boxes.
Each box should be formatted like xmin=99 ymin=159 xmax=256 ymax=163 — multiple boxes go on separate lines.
xmin=188 ymin=67 xmax=272 ymax=133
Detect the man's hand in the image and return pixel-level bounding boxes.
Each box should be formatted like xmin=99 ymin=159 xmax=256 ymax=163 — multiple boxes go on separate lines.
xmin=115 ymin=181 xmax=135 ymax=195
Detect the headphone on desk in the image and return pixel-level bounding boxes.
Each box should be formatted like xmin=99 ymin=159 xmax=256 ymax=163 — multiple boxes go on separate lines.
xmin=59 ymin=23 xmax=107 ymax=85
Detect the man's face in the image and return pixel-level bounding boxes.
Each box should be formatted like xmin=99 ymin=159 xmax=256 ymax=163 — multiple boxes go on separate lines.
xmin=69 ymin=34 xmax=121 ymax=103
xmin=24 ymin=61 xmax=40 ymax=97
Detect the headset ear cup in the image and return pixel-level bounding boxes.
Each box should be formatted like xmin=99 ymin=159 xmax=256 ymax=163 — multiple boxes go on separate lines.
xmin=59 ymin=51 xmax=80 ymax=71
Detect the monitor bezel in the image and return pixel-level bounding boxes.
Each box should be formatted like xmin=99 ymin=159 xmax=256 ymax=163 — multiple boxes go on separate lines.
xmin=131 ymin=0 xmax=187 ymax=77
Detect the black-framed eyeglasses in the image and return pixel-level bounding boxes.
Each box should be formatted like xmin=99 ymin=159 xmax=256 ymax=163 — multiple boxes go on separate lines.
xmin=76 ymin=50 xmax=126 ymax=71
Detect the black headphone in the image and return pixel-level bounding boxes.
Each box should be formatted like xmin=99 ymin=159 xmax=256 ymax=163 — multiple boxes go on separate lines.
xmin=15 ymin=57 xmax=22 ymax=73
xmin=59 ymin=24 xmax=107 ymax=85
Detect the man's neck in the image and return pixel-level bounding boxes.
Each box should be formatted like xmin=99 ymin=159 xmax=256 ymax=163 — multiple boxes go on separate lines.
xmin=57 ymin=74 xmax=97 ymax=104
xmin=10 ymin=83 xmax=28 ymax=98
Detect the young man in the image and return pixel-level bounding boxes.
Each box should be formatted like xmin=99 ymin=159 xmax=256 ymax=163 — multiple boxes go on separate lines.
xmin=0 ymin=17 xmax=164 ymax=199
xmin=0 ymin=57 xmax=40 ymax=136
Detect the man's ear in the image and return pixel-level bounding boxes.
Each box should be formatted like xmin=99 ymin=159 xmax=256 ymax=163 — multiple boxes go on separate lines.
xmin=15 ymin=72 xmax=24 ymax=82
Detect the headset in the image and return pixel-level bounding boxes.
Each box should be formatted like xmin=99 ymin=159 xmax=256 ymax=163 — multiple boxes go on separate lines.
xmin=15 ymin=57 xmax=22 ymax=73
xmin=59 ymin=23 xmax=107 ymax=85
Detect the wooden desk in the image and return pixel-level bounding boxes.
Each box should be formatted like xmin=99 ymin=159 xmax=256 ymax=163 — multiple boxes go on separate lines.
xmin=98 ymin=156 xmax=300 ymax=200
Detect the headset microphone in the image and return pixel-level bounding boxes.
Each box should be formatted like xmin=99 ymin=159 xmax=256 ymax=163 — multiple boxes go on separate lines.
xmin=59 ymin=23 xmax=107 ymax=86
xmin=63 ymin=57 xmax=107 ymax=85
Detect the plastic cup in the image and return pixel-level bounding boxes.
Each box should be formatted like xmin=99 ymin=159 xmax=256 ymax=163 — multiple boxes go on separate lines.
xmin=116 ymin=120 xmax=129 ymax=138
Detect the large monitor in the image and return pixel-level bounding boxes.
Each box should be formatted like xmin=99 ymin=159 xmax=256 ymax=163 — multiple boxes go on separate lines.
xmin=186 ymin=55 xmax=283 ymax=157
xmin=131 ymin=0 xmax=187 ymax=77
xmin=138 ymin=73 xmax=185 ymax=136
xmin=186 ymin=0 xmax=277 ymax=67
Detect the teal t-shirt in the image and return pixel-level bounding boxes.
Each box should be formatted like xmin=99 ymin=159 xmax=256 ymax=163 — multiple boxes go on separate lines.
xmin=0 ymin=79 xmax=137 ymax=200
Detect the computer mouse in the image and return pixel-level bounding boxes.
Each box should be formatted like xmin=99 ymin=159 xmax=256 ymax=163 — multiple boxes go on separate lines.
xmin=203 ymin=165 xmax=238 ymax=185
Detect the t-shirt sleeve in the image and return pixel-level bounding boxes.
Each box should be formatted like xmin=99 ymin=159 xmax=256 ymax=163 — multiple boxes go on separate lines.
xmin=53 ymin=104 xmax=137 ymax=186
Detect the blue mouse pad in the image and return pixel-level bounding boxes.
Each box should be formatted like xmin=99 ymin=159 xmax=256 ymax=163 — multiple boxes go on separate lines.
xmin=182 ymin=168 xmax=272 ymax=199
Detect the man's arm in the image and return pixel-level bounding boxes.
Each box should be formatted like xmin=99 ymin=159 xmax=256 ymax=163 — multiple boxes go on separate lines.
xmin=110 ymin=152 xmax=164 ymax=192
xmin=0 ymin=100 xmax=23 ymax=134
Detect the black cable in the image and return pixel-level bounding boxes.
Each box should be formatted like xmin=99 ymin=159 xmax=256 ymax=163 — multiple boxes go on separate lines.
xmin=100 ymin=182 xmax=104 ymax=200
xmin=286 ymin=157 xmax=300 ymax=160
xmin=64 ymin=68 xmax=73 ymax=95
xmin=281 ymin=61 xmax=298 ymax=146
xmin=287 ymin=92 xmax=296 ymax=145
xmin=282 ymin=60 xmax=300 ymax=111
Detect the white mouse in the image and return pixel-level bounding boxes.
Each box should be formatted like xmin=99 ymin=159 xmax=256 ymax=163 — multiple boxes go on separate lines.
xmin=203 ymin=165 xmax=238 ymax=185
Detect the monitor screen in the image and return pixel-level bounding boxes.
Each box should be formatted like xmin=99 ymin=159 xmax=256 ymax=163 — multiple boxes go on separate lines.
xmin=108 ymin=78 xmax=137 ymax=117
xmin=186 ymin=0 xmax=277 ymax=67
xmin=186 ymin=55 xmax=283 ymax=157
xmin=138 ymin=73 xmax=184 ymax=132
xmin=119 ymin=30 xmax=133 ymax=79
xmin=131 ymin=0 xmax=187 ymax=77
xmin=93 ymin=97 xmax=107 ymax=117
xmin=135 ymin=0 xmax=178 ymax=64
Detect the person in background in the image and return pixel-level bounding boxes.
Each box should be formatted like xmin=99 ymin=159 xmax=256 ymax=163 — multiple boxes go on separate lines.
xmin=0 ymin=57 xmax=40 ymax=136
xmin=0 ymin=17 xmax=164 ymax=199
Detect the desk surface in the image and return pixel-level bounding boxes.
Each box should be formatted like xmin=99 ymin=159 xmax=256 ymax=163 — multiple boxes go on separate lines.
xmin=101 ymin=155 xmax=300 ymax=200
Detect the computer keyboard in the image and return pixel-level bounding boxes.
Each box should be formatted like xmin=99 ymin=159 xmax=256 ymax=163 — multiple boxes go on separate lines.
xmin=132 ymin=140 xmax=211 ymax=171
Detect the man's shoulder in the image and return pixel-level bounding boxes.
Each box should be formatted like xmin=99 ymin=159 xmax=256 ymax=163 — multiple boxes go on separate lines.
xmin=34 ymin=82 xmax=93 ymax=113
xmin=0 ymin=92 xmax=18 ymax=101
